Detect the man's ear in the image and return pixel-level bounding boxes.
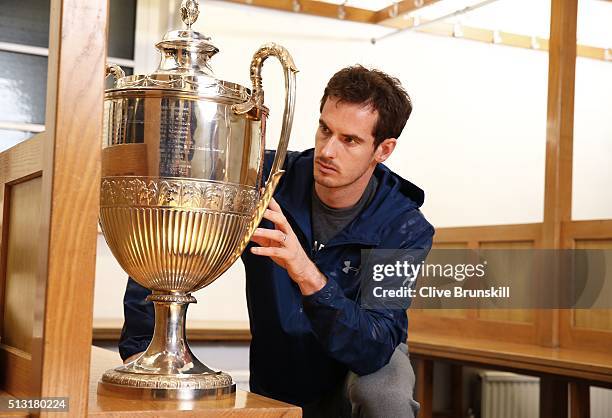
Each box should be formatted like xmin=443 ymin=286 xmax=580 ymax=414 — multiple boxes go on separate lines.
xmin=374 ymin=138 xmax=397 ymax=163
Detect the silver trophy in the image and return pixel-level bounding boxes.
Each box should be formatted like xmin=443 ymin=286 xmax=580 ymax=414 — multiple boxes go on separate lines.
xmin=97 ymin=0 xmax=297 ymax=400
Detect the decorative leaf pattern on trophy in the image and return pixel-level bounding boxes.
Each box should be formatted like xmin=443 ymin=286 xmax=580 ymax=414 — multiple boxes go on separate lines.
xmin=223 ymin=186 xmax=238 ymax=212
xmin=123 ymin=179 xmax=141 ymax=205
xmin=181 ymin=181 xmax=200 ymax=208
xmin=140 ymin=179 xmax=158 ymax=205
xmin=159 ymin=181 xmax=180 ymax=207
xmin=203 ymin=184 xmax=223 ymax=211
xmin=238 ymin=189 xmax=257 ymax=213
xmin=100 ymin=177 xmax=257 ymax=213
xmin=100 ymin=179 xmax=116 ymax=205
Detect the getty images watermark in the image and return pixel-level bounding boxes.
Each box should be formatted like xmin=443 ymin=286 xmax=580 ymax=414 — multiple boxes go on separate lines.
xmin=370 ymin=257 xmax=510 ymax=299
xmin=359 ymin=249 xmax=611 ymax=310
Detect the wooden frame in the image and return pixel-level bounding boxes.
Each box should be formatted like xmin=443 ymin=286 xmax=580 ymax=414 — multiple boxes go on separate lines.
xmin=381 ymin=17 xmax=611 ymax=62
xmin=410 ymin=223 xmax=545 ymax=346
xmin=560 ymin=220 xmax=612 ymax=353
xmin=0 ymin=0 xmax=107 ymax=415
xmin=219 ymin=0 xmax=612 ymax=62
xmin=0 ymin=135 xmax=44 ymax=397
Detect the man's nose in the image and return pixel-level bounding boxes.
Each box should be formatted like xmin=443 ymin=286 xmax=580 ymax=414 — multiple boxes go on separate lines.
xmin=321 ymin=136 xmax=339 ymax=159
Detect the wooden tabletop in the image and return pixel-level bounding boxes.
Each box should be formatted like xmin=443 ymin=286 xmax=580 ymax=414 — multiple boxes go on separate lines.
xmin=88 ymin=346 xmax=301 ymax=417
xmin=409 ymin=331 xmax=612 ymax=385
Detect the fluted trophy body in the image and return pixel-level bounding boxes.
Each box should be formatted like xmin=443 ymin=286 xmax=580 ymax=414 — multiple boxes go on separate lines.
xmin=97 ymin=0 xmax=296 ymax=400
xmin=100 ymin=94 xmax=264 ymax=293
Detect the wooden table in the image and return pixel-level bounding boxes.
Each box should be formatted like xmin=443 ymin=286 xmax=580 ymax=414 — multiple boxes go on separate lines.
xmin=88 ymin=346 xmax=301 ymax=417
xmin=409 ymin=331 xmax=612 ymax=418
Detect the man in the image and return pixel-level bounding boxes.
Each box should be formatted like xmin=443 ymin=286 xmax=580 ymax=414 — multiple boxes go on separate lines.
xmin=120 ymin=65 xmax=434 ymax=417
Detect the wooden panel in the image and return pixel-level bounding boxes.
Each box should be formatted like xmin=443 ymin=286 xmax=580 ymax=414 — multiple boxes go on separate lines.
xmin=0 ymin=344 xmax=32 ymax=398
xmin=477 ymin=309 xmax=534 ymax=324
xmin=24 ymin=0 xmax=108 ymax=414
xmin=573 ymin=239 xmax=612 ymax=331
xmin=88 ymin=346 xmax=301 ymax=417
xmin=477 ymin=240 xmax=534 ymax=323
xmin=431 ymin=242 xmax=468 ymax=249
xmin=0 ymin=136 xmax=44 ymax=396
xmin=561 ymin=222 xmax=612 ymax=352
xmin=409 ymin=313 xmax=537 ymax=344
xmin=2 ymin=178 xmax=42 ymax=354
xmin=574 ymin=310 xmax=612 ymax=331
xmin=434 ymin=223 xmax=542 ymax=248
xmin=220 ymin=0 xmax=376 ymax=23
xmin=478 ymin=241 xmax=534 ymax=249
xmin=412 ymin=225 xmax=542 ymax=343
xmin=563 ymin=220 xmax=612 ymax=241
xmin=410 ymin=309 xmax=469 ymax=319
xmin=0 ymin=135 xmax=43 ymax=184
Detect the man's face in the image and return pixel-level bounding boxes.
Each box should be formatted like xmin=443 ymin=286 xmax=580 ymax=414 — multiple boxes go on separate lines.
xmin=314 ymin=97 xmax=381 ymax=189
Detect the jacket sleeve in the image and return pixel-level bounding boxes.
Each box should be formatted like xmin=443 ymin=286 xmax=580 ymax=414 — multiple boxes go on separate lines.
xmin=302 ymin=215 xmax=434 ymax=376
xmin=118 ymin=277 xmax=154 ymax=361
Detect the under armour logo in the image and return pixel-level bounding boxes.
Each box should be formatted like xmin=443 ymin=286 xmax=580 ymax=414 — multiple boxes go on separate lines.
xmin=342 ymin=260 xmax=360 ymax=275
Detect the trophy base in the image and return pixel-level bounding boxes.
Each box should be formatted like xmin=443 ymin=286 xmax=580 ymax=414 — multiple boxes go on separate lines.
xmin=98 ymin=368 xmax=236 ymax=400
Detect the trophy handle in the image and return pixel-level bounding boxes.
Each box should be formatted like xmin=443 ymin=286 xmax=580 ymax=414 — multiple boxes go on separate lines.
xmin=215 ymin=44 xmax=298 ymax=275
xmin=233 ymin=42 xmax=298 ymax=175
xmin=105 ymin=63 xmax=125 ymax=85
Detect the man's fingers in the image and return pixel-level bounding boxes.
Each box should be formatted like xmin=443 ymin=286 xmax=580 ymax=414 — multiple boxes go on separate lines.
xmin=268 ymin=197 xmax=282 ymax=212
xmin=251 ymin=246 xmax=284 ymax=257
xmin=252 ymin=228 xmax=286 ymax=243
xmin=262 ymin=209 xmax=289 ymax=232
xmin=249 ymin=235 xmax=268 ymax=247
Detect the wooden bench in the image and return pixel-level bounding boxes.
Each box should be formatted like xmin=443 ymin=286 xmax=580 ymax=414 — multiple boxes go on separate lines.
xmin=409 ymin=331 xmax=612 ymax=418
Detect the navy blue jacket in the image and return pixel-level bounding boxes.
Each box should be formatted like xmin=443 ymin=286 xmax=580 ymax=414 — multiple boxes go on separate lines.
xmin=119 ymin=148 xmax=434 ymax=406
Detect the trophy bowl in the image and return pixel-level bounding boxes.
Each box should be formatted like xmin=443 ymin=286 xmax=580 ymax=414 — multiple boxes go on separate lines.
xmin=97 ymin=0 xmax=297 ymax=400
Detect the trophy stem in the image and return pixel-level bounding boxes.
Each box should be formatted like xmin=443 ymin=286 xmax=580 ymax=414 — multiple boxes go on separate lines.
xmin=142 ymin=293 xmax=212 ymax=374
xmin=98 ymin=293 xmax=236 ymax=400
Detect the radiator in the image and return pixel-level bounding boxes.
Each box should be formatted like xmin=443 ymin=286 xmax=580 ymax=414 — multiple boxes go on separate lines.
xmin=479 ymin=371 xmax=612 ymax=418
xmin=479 ymin=372 xmax=539 ymax=418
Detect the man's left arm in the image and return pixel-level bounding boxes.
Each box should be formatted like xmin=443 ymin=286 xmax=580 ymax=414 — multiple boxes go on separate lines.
xmin=250 ymin=198 xmax=434 ymax=376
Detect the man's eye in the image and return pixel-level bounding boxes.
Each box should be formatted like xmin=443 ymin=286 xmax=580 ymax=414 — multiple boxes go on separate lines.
xmin=319 ymin=125 xmax=330 ymax=134
xmin=344 ymin=137 xmax=355 ymax=143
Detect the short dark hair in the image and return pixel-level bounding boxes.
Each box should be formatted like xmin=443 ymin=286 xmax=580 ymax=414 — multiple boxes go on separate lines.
xmin=320 ymin=65 xmax=412 ymax=147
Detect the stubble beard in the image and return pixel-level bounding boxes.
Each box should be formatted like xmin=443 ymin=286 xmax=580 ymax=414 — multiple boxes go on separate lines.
xmin=313 ymin=162 xmax=372 ymax=191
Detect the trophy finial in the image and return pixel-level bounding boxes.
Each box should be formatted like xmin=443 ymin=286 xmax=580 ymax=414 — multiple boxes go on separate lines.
xmin=181 ymin=0 xmax=200 ymax=29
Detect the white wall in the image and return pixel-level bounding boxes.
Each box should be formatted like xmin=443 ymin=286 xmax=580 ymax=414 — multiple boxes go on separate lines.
xmin=93 ymin=0 xmax=612 ymax=321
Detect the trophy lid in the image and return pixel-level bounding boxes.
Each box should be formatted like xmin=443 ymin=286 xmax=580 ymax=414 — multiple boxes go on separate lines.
xmin=106 ymin=0 xmax=249 ymax=103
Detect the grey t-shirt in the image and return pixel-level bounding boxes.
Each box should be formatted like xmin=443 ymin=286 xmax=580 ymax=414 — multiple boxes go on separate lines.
xmin=311 ymin=175 xmax=378 ymax=253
